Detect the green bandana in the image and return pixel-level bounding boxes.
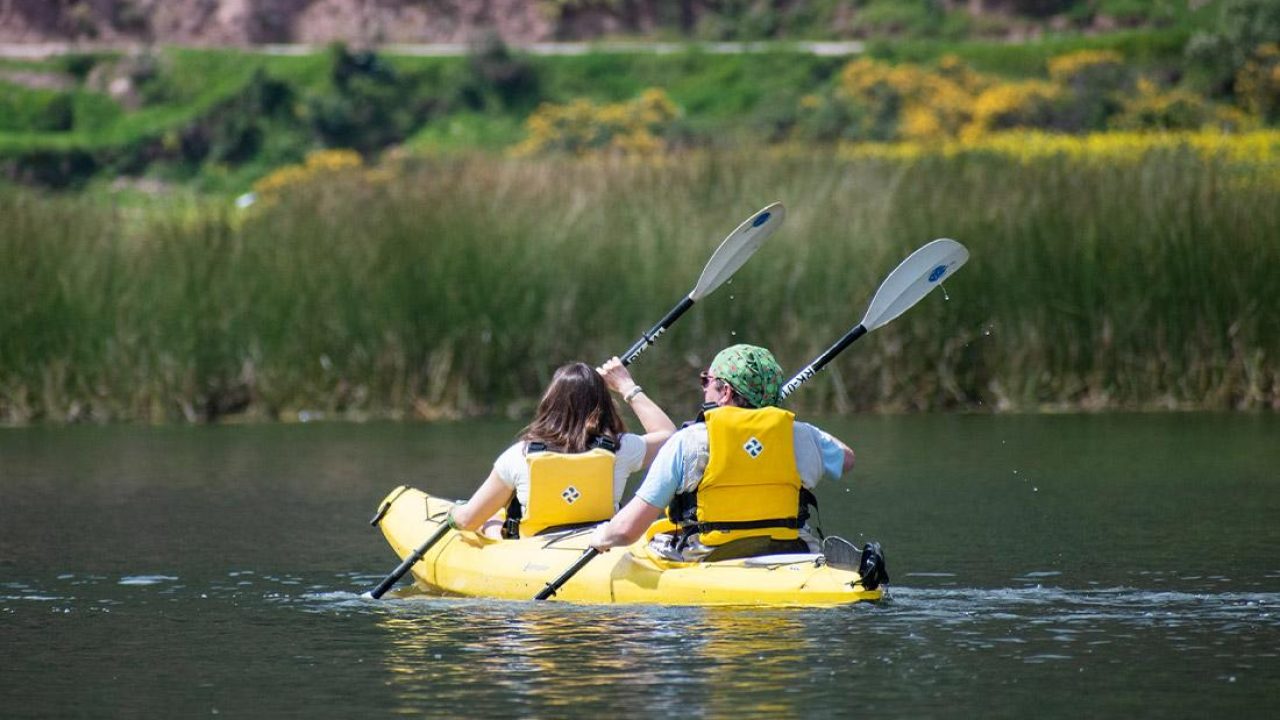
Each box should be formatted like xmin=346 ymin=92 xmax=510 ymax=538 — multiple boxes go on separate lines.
xmin=709 ymin=344 xmax=783 ymax=408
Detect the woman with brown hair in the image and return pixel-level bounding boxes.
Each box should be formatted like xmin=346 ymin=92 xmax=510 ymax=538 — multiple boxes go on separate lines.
xmin=446 ymin=357 xmax=675 ymax=538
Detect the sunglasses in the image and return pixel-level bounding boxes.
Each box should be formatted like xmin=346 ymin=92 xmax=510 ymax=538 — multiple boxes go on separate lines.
xmin=699 ymin=371 xmax=724 ymax=389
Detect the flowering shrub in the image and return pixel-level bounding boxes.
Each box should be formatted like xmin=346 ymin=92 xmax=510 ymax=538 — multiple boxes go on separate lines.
xmin=964 ymin=80 xmax=1061 ymax=138
xmin=1046 ymin=50 xmax=1131 ymax=92
xmin=512 ymin=88 xmax=679 ymax=157
xmin=251 ymin=149 xmax=364 ymax=203
xmin=1235 ymin=43 xmax=1280 ymax=123
xmin=837 ymin=129 xmax=1280 ymax=167
xmin=814 ymin=47 xmax=1263 ymax=143
xmin=1111 ymin=78 xmax=1255 ymax=131
xmin=834 ymin=55 xmax=983 ymax=142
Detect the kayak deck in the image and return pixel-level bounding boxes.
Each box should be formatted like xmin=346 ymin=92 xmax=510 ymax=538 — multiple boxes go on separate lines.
xmin=373 ymin=486 xmax=885 ymax=607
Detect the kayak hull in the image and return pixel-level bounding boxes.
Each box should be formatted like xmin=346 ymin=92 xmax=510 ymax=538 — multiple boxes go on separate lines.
xmin=373 ymin=486 xmax=885 ymax=606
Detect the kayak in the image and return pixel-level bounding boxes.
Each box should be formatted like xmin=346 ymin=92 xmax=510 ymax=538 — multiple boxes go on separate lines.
xmin=371 ymin=485 xmax=886 ymax=606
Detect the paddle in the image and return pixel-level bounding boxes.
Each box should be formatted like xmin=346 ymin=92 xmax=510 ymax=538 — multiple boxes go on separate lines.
xmin=779 ymin=238 xmax=969 ymax=399
xmin=532 ymin=203 xmax=786 ymax=601
xmin=621 ymin=202 xmax=786 ymax=366
xmin=365 ymin=522 xmax=450 ymax=599
xmin=534 ymin=547 xmax=599 ymax=600
xmin=534 ymin=238 xmax=967 ymax=601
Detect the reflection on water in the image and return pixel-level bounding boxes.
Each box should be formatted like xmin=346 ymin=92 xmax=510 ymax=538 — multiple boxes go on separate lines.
xmin=372 ymin=597 xmax=845 ymax=717
xmin=2 ymin=568 xmax=1278 ymax=717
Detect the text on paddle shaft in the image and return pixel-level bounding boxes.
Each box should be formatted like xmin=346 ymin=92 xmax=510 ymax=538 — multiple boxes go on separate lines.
xmin=623 ymin=327 xmax=667 ymax=363
xmin=782 ymin=366 xmax=818 ymax=396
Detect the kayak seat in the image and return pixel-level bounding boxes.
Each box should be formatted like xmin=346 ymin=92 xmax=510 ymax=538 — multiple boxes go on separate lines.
xmin=703 ymin=536 xmax=810 ymax=562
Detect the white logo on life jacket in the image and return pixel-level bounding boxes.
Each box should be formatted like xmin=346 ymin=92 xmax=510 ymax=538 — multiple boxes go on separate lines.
xmin=561 ymin=486 xmax=581 ymax=504
xmin=744 ymin=437 xmax=764 ymax=458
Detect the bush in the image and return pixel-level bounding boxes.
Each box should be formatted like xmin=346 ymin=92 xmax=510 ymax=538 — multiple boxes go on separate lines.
xmin=1110 ymin=78 xmax=1247 ymax=131
xmin=1234 ymin=43 xmax=1280 ymax=123
xmin=513 ymin=88 xmax=680 ymax=157
xmin=463 ymin=34 xmax=541 ymax=112
xmin=305 ymin=45 xmax=437 ymax=155
xmin=966 ymin=80 xmax=1061 ymax=137
xmin=1186 ymin=0 xmax=1280 ymax=95
xmin=0 ymin=86 xmax=75 ymax=132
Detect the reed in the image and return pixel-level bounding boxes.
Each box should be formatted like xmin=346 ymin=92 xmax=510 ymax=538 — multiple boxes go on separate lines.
xmin=2 ymin=144 xmax=1277 ymax=423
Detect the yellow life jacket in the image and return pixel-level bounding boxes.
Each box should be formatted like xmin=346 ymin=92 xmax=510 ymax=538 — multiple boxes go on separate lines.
xmin=668 ymin=405 xmax=804 ymax=546
xmin=506 ymin=439 xmax=617 ymax=538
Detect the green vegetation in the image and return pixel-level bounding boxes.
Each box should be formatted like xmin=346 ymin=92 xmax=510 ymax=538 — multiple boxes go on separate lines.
xmin=3 ymin=0 xmax=1277 ymax=189
xmin=2 ymin=1 xmax=1278 ymax=423
xmin=3 ymin=148 xmax=1276 ymax=423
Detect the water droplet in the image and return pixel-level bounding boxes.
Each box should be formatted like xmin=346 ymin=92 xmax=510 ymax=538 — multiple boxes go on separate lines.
xmin=729 ymin=294 xmax=734 ymax=300
xmin=730 ymin=331 xmax=737 ymax=336
xmin=941 ymin=284 xmax=950 ymax=301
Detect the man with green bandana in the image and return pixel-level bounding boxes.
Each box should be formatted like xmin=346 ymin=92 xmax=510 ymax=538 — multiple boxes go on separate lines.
xmin=588 ymin=344 xmax=856 ymax=561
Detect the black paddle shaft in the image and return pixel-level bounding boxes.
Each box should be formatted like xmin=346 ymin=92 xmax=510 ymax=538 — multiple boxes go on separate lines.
xmin=621 ymin=296 xmax=695 ymax=366
xmin=368 ymin=522 xmax=450 ymax=599
xmin=535 ymin=548 xmax=599 ymax=600
xmin=780 ymin=323 xmax=868 ymax=398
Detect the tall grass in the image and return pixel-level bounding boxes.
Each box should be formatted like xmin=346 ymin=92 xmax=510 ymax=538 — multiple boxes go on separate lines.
xmin=2 ymin=146 xmax=1277 ymax=423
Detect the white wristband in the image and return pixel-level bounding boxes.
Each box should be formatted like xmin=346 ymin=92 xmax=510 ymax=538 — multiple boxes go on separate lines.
xmin=623 ymin=386 xmax=644 ymax=403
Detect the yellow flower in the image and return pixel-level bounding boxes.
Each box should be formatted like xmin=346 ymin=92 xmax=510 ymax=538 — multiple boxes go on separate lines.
xmin=964 ymin=81 xmax=1060 ymax=139
xmin=512 ymin=88 xmax=680 ymax=158
xmin=251 ymin=149 xmax=367 ymax=204
xmin=1047 ymin=49 xmax=1125 ymax=84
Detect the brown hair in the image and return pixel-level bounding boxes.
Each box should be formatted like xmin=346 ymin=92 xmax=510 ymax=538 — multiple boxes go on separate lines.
xmin=520 ymin=362 xmax=626 ymax=452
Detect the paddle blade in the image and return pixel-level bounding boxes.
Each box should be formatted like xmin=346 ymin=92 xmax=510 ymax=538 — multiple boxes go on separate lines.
xmin=689 ymin=202 xmax=785 ymax=301
xmin=860 ymin=238 xmax=968 ymax=331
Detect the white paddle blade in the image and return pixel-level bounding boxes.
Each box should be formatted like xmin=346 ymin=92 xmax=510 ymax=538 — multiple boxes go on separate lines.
xmin=689 ymin=202 xmax=785 ymax=301
xmin=860 ymin=238 xmax=969 ymax=331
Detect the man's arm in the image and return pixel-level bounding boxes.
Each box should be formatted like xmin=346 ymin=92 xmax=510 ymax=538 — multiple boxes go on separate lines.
xmin=588 ymin=497 xmax=664 ymax=551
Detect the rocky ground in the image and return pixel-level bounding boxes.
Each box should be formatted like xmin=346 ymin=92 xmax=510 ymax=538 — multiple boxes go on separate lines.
xmin=3 ymin=0 xmax=679 ymax=46
xmin=0 ymin=1 xmax=1133 ymax=47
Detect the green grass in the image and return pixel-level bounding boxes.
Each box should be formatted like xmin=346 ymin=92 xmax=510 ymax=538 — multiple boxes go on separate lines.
xmin=866 ymin=27 xmax=1193 ymax=77
xmin=2 ymin=149 xmax=1276 ymax=423
xmin=404 ymin=112 xmax=525 ymax=153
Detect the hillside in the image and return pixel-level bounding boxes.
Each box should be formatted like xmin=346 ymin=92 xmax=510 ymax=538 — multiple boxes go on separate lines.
xmin=1 ymin=0 xmax=1276 ymax=191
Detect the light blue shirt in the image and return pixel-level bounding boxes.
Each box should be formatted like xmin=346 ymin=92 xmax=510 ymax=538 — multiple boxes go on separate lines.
xmin=634 ymin=421 xmax=848 ymax=509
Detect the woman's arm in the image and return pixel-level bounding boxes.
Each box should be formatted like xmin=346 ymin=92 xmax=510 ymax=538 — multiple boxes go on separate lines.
xmin=587 ymin=496 xmax=664 ymax=551
xmin=448 ymin=470 xmax=514 ymax=531
xmin=597 ymin=356 xmax=676 ymax=465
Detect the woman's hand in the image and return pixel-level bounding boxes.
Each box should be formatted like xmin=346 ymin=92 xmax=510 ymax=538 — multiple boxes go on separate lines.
xmin=596 ymin=356 xmax=638 ymax=396
xmin=587 ymin=522 xmax=615 ymax=553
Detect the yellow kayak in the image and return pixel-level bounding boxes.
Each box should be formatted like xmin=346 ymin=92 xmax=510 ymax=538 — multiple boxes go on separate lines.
xmin=371 ymin=486 xmax=886 ymax=606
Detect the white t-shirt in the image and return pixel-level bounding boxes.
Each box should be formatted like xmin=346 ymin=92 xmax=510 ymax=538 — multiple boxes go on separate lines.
xmin=492 ymin=433 xmax=647 ymax=512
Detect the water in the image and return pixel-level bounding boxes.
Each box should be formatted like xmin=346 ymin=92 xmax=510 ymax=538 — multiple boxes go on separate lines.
xmin=2 ymin=415 xmax=1277 ymax=718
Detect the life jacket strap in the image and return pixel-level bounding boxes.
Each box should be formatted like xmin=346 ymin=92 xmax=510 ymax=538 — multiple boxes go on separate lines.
xmin=670 ymin=488 xmax=818 ymax=529
xmin=527 ymin=434 xmax=619 ymax=454
xmin=676 ymin=516 xmax=803 ymax=538
xmin=502 ymin=493 xmax=523 ymax=540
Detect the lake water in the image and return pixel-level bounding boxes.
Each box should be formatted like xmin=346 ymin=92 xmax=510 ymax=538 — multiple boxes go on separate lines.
xmin=2 ymin=414 xmax=1277 ymax=718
